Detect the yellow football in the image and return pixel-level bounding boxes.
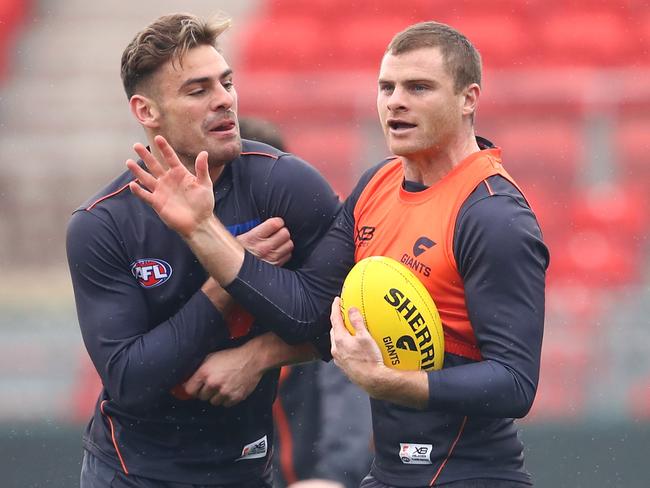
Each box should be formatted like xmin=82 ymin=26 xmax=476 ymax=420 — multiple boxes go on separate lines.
xmin=340 ymin=256 xmax=444 ymax=371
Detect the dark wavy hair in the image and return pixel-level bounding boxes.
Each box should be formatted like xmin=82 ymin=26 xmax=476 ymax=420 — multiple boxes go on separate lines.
xmin=120 ymin=12 xmax=231 ymax=99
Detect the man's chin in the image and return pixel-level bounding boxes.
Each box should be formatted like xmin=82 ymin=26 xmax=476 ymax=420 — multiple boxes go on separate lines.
xmin=208 ymin=140 xmax=242 ymax=165
xmin=389 ymin=144 xmax=417 ymax=157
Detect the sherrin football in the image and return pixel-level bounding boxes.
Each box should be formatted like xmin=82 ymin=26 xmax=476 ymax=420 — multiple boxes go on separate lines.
xmin=340 ymin=256 xmax=444 ymax=371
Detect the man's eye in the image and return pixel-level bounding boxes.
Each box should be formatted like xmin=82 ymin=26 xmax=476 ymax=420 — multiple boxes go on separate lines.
xmin=223 ymin=81 xmax=234 ymax=91
xmin=189 ymin=89 xmax=205 ymax=96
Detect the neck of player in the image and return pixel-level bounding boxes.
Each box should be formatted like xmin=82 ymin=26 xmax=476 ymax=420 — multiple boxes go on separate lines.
xmin=402 ymin=132 xmax=480 ymax=187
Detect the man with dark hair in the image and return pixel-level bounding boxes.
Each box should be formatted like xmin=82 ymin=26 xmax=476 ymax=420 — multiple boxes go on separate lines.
xmin=130 ymin=20 xmax=549 ymax=488
xmin=67 ymin=13 xmax=340 ymax=487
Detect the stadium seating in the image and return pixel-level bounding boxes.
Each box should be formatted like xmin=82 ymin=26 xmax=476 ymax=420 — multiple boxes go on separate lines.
xmin=335 ymin=17 xmax=416 ymax=69
xmin=0 ymin=0 xmax=30 ymax=82
xmin=238 ymin=16 xmax=328 ymax=71
xmin=438 ymin=14 xmax=532 ymax=68
xmin=535 ymin=10 xmax=633 ymax=66
xmin=283 ymin=123 xmax=362 ymax=197
xmin=487 ymin=118 xmax=585 ymax=186
xmin=615 ymin=117 xmax=650 ymax=183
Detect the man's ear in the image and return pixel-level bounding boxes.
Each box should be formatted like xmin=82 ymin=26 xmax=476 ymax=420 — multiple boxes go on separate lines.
xmin=461 ymin=83 xmax=480 ymax=117
xmin=129 ymin=94 xmax=160 ymax=129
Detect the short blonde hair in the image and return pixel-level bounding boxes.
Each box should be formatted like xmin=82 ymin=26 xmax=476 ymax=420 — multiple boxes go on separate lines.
xmin=387 ymin=21 xmax=482 ymax=93
xmin=120 ymin=13 xmax=231 ymax=99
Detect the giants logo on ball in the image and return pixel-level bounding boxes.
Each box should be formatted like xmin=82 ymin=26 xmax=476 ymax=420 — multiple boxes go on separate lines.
xmin=131 ymin=258 xmax=172 ymax=288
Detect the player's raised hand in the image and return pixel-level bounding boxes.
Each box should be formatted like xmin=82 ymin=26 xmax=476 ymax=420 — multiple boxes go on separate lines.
xmin=236 ymin=217 xmax=294 ymax=266
xmin=126 ymin=135 xmax=214 ymax=238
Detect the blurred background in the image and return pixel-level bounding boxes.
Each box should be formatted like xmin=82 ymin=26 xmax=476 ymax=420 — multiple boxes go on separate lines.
xmin=1 ymin=0 xmax=649 ymax=486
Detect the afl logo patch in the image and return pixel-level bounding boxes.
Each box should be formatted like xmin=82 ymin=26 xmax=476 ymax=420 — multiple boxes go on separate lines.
xmin=131 ymin=259 xmax=172 ymax=288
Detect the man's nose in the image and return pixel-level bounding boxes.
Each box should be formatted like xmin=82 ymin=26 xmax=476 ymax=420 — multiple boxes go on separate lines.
xmin=209 ymin=85 xmax=234 ymax=112
xmin=386 ymin=87 xmax=407 ymax=112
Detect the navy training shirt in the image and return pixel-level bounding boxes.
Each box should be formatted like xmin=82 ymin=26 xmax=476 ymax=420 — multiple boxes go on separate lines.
xmin=66 ymin=140 xmax=341 ymax=484
xmin=226 ymin=138 xmax=549 ymax=486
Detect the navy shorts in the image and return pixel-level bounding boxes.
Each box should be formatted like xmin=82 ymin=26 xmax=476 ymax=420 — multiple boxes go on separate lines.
xmin=360 ymin=473 xmax=531 ymax=488
xmin=80 ymin=450 xmax=273 ymax=488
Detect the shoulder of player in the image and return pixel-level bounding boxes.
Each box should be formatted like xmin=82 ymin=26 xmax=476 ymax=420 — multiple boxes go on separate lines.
xmin=454 ymin=175 xmax=543 ymax=259
xmin=74 ymin=168 xmax=139 ymax=215
xmin=359 ymin=156 xmax=400 ymax=185
xmin=237 ymin=139 xmax=314 ymax=179
xmin=237 ymin=139 xmax=339 ymax=202
xmin=238 ymin=138 xmax=285 ymax=162
xmin=459 ymin=174 xmax=531 ymax=222
xmin=343 ymin=156 xmax=399 ymax=210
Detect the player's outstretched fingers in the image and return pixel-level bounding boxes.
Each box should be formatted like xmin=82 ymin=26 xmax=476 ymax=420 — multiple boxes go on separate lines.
xmin=126 ymin=158 xmax=157 ymax=191
xmin=133 ymin=143 xmax=165 ymax=178
xmin=128 ymin=180 xmax=155 ymax=206
xmin=194 ymin=150 xmax=211 ymax=187
xmin=154 ymin=135 xmax=184 ymax=168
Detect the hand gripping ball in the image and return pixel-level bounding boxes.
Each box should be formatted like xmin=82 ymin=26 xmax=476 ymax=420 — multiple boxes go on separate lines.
xmin=340 ymin=256 xmax=444 ymax=371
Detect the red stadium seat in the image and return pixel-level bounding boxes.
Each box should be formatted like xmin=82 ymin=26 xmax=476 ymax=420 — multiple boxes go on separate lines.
xmin=535 ymin=10 xmax=632 ymax=66
xmin=615 ymin=117 xmax=650 ymax=182
xmin=548 ymin=227 xmax=641 ymax=287
xmin=485 ymin=118 xmax=584 ymax=187
xmin=569 ymin=183 xmax=648 ymax=240
xmin=522 ymin=184 xmax=567 ymax=244
xmin=438 ymin=14 xmax=532 ymax=68
xmin=237 ymin=16 xmax=329 ymax=71
xmin=335 ymin=17 xmax=417 ymax=69
xmin=266 ymin=0 xmax=432 ymax=21
xmin=0 ymin=0 xmax=30 ymax=81
xmin=529 ymin=339 xmax=591 ymax=420
xmin=283 ymin=123 xmax=362 ymax=197
xmin=264 ymin=0 xmax=336 ymax=18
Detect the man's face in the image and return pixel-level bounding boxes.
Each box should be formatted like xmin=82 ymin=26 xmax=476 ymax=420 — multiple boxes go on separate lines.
xmin=377 ymin=47 xmax=466 ymax=160
xmin=150 ymin=44 xmax=241 ymax=169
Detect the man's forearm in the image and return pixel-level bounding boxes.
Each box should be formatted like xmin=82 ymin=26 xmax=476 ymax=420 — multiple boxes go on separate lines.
xmin=249 ymin=332 xmax=320 ymax=371
xmin=185 ymin=215 xmax=245 ymax=286
xmin=360 ymin=365 xmax=429 ymax=410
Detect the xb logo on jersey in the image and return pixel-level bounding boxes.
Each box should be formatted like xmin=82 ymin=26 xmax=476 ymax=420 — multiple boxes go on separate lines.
xmin=355 ymin=225 xmax=375 ymax=246
xmin=131 ymin=258 xmax=173 ymax=288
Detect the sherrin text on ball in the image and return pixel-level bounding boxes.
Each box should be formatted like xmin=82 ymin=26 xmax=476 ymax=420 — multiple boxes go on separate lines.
xmin=340 ymin=256 xmax=444 ymax=371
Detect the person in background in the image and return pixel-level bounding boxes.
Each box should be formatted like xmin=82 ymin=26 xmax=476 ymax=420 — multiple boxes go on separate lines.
xmin=239 ymin=116 xmax=373 ymax=488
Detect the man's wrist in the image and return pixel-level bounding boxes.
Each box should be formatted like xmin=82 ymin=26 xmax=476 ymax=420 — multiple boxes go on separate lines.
xmin=185 ymin=215 xmax=220 ymax=246
xmin=247 ymin=332 xmax=319 ymax=373
xmin=184 ymin=215 xmax=245 ymax=286
xmin=243 ymin=334 xmax=274 ymax=373
xmin=360 ymin=362 xmax=391 ymax=397
xmin=362 ymin=366 xmax=429 ymax=409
